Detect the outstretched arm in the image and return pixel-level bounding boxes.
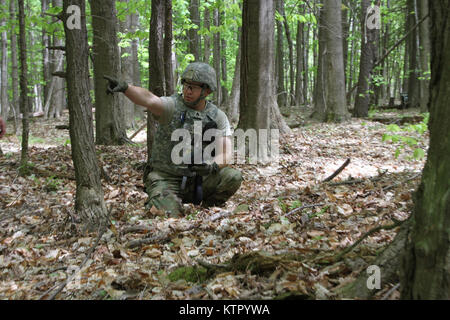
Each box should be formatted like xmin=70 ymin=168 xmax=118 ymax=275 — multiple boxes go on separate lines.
xmin=103 ymin=75 xmax=165 ymax=117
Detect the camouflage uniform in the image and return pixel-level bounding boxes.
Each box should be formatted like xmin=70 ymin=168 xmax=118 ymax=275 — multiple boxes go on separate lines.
xmin=144 ymin=63 xmax=242 ymax=217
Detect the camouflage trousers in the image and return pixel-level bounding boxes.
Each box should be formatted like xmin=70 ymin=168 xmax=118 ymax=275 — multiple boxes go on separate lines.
xmin=144 ymin=167 xmax=243 ymax=217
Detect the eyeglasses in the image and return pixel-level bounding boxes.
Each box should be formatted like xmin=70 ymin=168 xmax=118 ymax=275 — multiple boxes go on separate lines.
xmin=182 ymin=82 xmax=204 ymax=92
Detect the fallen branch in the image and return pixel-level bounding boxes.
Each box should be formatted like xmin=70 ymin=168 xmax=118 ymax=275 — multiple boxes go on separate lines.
xmin=333 ymin=219 xmax=404 ymax=263
xmin=323 ymin=159 xmax=351 ymax=182
xmin=40 ymin=227 xmax=106 ymax=300
xmin=285 ymin=203 xmax=326 ymax=217
xmin=130 ymin=123 xmax=147 ymax=140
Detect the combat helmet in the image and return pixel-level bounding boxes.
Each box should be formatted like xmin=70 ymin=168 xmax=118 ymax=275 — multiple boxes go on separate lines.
xmin=181 ymin=62 xmax=217 ymax=92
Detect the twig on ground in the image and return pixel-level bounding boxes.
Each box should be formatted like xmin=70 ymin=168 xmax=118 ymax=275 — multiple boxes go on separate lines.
xmin=381 ymin=283 xmax=400 ymax=300
xmin=40 ymin=227 xmax=106 ymax=300
xmin=323 ymin=159 xmax=351 ymax=182
xmin=333 ymin=219 xmax=405 ymax=262
xmin=285 ymin=203 xmax=326 ymax=217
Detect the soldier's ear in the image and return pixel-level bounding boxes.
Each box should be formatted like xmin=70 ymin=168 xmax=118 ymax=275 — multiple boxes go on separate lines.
xmin=204 ymin=87 xmax=212 ymax=96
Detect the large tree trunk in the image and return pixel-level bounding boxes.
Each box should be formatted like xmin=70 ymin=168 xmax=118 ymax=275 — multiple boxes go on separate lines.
xmin=18 ymin=0 xmax=29 ymax=171
xmin=90 ymin=0 xmax=127 ymax=145
xmin=63 ymin=0 xmax=108 ymax=230
xmin=353 ymin=0 xmax=377 ymax=118
xmin=324 ymin=0 xmax=349 ymax=122
xmin=400 ymin=0 xmax=450 ymax=299
xmin=238 ymin=0 xmax=291 ymax=135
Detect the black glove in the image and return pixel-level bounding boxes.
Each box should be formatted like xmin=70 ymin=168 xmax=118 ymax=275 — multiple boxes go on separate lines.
xmin=103 ymin=75 xmax=128 ymax=94
xmin=189 ymin=162 xmax=220 ymax=176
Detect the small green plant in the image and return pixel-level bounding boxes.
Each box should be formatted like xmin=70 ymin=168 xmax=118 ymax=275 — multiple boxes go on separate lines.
xmin=309 ymin=205 xmax=329 ymax=219
xmin=382 ymin=113 xmax=429 ymax=160
xmin=45 ymin=176 xmax=60 ymax=192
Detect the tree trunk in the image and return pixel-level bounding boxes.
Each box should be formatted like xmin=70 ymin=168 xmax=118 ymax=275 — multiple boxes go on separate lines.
xmin=188 ymin=0 xmax=200 ymax=62
xmin=18 ymin=0 xmax=29 ymax=172
xmin=238 ymin=0 xmax=291 ymax=136
xmin=119 ymin=0 xmax=137 ymax=129
xmin=90 ymin=0 xmax=127 ymax=145
xmin=10 ymin=0 xmax=20 ymax=134
xmin=294 ymin=20 xmax=304 ymax=107
xmin=354 ymin=0 xmax=377 ymax=118
xmin=407 ymin=0 xmax=420 ymax=108
xmin=281 ymin=1 xmax=295 ymax=107
xmin=417 ymin=0 xmax=431 ymax=112
xmin=324 ymin=0 xmax=349 ymax=122
xmin=147 ymin=0 xmax=166 ymax=159
xmin=275 ymin=0 xmax=286 ymax=109
xmin=401 ymin=0 xmax=450 ymax=299
xmin=203 ymin=1 xmax=211 ymax=63
xmin=0 ymin=0 xmax=8 ymax=121
xmin=213 ymin=7 xmax=222 ymax=107
xmin=311 ymin=1 xmax=327 ymax=121
xmin=228 ymin=29 xmax=241 ymax=124
xmin=41 ymin=0 xmax=51 ymax=107
xmin=49 ymin=0 xmax=65 ymax=119
xmin=62 ymin=0 xmax=108 ymax=230
xmin=164 ymin=0 xmax=174 ymax=96
xmin=131 ymin=9 xmax=144 ymax=120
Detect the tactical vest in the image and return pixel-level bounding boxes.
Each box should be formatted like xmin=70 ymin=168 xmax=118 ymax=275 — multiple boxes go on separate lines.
xmin=150 ymin=94 xmax=218 ymax=176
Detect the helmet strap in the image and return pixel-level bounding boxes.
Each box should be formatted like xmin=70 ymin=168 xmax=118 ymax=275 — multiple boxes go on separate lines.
xmin=183 ymin=87 xmax=207 ymax=108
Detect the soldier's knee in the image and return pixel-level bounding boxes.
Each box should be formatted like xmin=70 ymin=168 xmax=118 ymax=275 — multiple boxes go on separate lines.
xmin=220 ymin=167 xmax=243 ymax=189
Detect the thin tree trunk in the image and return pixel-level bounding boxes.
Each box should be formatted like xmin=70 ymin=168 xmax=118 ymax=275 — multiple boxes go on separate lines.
xmin=275 ymin=0 xmax=286 ymax=109
xmin=18 ymin=0 xmax=29 ymax=172
xmin=213 ymin=7 xmax=221 ymax=107
xmin=0 ymin=0 xmax=8 ymax=121
xmin=203 ymin=1 xmax=211 ymax=63
xmin=41 ymin=0 xmax=51 ymax=107
xmin=10 ymin=0 xmax=20 ymax=134
xmin=294 ymin=20 xmax=304 ymax=106
xmin=148 ymin=0 xmax=166 ymax=158
xmin=188 ymin=0 xmax=200 ymax=62
xmin=229 ymin=29 xmax=241 ymax=124
xmin=354 ymin=0 xmax=377 ymax=118
xmin=62 ymin=0 xmax=108 ymax=230
xmin=417 ymin=0 xmax=431 ymax=112
xmin=281 ymin=2 xmax=295 ymax=107
xmin=164 ymin=0 xmax=174 ymax=95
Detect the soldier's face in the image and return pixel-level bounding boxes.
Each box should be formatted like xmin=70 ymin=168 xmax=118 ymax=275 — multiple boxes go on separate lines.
xmin=183 ymin=81 xmax=211 ymax=105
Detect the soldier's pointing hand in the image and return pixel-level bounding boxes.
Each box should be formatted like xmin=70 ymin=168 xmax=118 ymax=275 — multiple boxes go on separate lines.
xmin=103 ymin=75 xmax=129 ymax=94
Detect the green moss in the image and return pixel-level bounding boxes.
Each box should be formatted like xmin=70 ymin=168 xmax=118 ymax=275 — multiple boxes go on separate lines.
xmin=168 ymin=266 xmax=209 ymax=283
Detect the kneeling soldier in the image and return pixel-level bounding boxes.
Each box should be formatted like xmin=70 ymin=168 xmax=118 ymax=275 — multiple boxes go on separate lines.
xmin=104 ymin=62 xmax=242 ymax=217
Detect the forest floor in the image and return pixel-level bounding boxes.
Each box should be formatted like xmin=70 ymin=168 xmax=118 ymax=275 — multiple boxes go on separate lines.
xmin=0 ymin=106 xmax=428 ymax=300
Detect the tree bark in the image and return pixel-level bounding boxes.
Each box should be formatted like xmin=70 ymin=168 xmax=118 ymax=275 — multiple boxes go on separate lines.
xmin=203 ymin=1 xmax=211 ymax=63
xmin=228 ymin=29 xmax=241 ymax=124
xmin=164 ymin=0 xmax=174 ymax=96
xmin=401 ymin=0 xmax=450 ymax=299
xmin=62 ymin=0 xmax=108 ymax=230
xmin=90 ymin=0 xmax=127 ymax=145
xmin=275 ymin=0 xmax=286 ymax=109
xmin=188 ymin=0 xmax=200 ymax=62
xmin=41 ymin=0 xmax=51 ymax=108
xmin=0 ymin=0 xmax=8 ymax=121
xmin=354 ymin=0 xmax=377 ymax=118
xmin=311 ymin=1 xmax=327 ymax=121
xmin=323 ymin=0 xmax=349 ymax=122
xmin=10 ymin=0 xmax=20 ymax=134
xmin=238 ymin=0 xmax=291 ymax=135
xmin=407 ymin=0 xmax=420 ymax=108
xmin=417 ymin=0 xmax=431 ymax=112
xmin=147 ymin=0 xmax=166 ymax=159
xmin=294 ymin=19 xmax=304 ymax=107
xmin=18 ymin=0 xmax=29 ymax=171
xmin=213 ymin=7 xmax=222 ymax=107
